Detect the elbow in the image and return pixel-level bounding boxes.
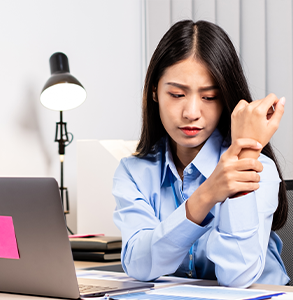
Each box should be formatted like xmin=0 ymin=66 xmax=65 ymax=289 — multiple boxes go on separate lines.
xmin=121 ymin=233 xmax=159 ymax=282
xmin=123 ymin=260 xmax=158 ymax=282
xmin=122 ymin=249 xmax=158 ymax=282
xmin=128 ymin=271 xmax=158 ymax=282
xmin=216 ymin=260 xmax=262 ymax=288
xmin=218 ymin=277 xmax=254 ymax=289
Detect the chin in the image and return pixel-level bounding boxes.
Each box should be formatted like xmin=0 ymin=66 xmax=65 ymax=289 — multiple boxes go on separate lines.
xmin=178 ymin=138 xmax=204 ymax=149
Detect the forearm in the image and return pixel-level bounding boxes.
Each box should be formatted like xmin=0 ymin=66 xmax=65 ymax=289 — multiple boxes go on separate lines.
xmin=207 ymin=193 xmax=262 ymax=287
xmin=207 ymin=179 xmax=278 ymax=287
xmin=116 ymin=203 xmax=212 ymax=281
xmin=122 ymin=228 xmax=192 ymax=281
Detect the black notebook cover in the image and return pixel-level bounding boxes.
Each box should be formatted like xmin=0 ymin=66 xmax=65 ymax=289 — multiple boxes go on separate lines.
xmin=72 ymin=250 xmax=121 ymax=262
xmin=69 ymin=236 xmax=122 ymax=251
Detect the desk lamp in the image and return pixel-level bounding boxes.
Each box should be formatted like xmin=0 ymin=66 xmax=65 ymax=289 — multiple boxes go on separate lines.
xmin=40 ymin=52 xmax=86 ymax=234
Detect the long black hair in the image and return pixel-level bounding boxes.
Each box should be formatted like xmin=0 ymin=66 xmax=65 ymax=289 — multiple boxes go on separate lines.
xmin=136 ymin=20 xmax=287 ymax=230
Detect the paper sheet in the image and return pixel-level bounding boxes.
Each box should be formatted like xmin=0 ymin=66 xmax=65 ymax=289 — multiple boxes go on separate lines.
xmin=110 ymin=285 xmax=285 ymax=300
xmin=77 ymin=271 xmax=288 ymax=300
xmin=76 ymin=269 xmax=198 ymax=287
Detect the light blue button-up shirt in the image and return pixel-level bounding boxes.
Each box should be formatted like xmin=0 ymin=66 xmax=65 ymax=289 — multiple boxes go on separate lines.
xmin=113 ymin=129 xmax=289 ymax=287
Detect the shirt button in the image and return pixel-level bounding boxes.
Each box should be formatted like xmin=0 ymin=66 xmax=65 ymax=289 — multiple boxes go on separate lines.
xmin=187 ymin=169 xmax=193 ymax=175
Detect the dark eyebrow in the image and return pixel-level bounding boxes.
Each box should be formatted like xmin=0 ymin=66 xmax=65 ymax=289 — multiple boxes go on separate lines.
xmin=166 ymin=82 xmax=220 ymax=93
xmin=165 ymin=82 xmax=190 ymax=92
xmin=198 ymin=85 xmax=220 ymax=92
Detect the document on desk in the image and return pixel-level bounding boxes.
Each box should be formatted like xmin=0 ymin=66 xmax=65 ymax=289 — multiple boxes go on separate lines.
xmin=76 ymin=269 xmax=199 ymax=287
xmin=109 ymin=285 xmax=285 ymax=300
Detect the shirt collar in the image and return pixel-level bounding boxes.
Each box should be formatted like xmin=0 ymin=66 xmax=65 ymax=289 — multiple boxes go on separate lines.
xmin=161 ymin=136 xmax=178 ymax=186
xmin=161 ymin=129 xmax=224 ymax=185
xmin=191 ymin=129 xmax=223 ymax=179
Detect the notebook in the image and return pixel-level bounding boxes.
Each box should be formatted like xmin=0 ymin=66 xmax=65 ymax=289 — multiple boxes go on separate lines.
xmin=70 ymin=235 xmax=122 ymax=251
xmin=0 ymin=177 xmax=154 ymax=299
xmin=72 ymin=250 xmax=121 ymax=261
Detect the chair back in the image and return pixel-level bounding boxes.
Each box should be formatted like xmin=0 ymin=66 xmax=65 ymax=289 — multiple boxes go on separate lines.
xmin=276 ymin=180 xmax=293 ymax=286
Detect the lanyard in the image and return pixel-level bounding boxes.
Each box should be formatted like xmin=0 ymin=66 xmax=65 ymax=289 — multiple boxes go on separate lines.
xmin=168 ymin=170 xmax=194 ymax=278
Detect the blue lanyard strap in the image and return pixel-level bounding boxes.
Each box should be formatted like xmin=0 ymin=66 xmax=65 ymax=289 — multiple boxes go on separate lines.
xmin=168 ymin=170 xmax=194 ymax=278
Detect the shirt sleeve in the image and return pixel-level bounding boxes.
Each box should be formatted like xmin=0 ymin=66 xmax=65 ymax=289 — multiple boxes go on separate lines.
xmin=113 ymin=158 xmax=213 ymax=281
xmin=206 ymin=154 xmax=280 ymax=288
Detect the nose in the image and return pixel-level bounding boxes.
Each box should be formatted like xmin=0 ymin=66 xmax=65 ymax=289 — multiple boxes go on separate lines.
xmin=182 ymin=96 xmax=201 ymax=121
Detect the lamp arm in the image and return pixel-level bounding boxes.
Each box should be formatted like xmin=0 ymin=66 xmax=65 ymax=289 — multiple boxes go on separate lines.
xmin=55 ymin=111 xmax=68 ymax=155
xmin=54 ymin=111 xmax=74 ymax=235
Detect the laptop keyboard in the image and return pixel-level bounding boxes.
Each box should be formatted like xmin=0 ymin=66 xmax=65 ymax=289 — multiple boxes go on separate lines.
xmin=79 ymin=283 xmax=118 ymax=293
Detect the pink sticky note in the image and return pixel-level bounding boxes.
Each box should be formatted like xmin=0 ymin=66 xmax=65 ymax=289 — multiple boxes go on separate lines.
xmin=0 ymin=216 xmax=20 ymax=259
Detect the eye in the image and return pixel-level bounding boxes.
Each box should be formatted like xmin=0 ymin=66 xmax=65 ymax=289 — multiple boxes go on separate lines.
xmin=202 ymin=96 xmax=218 ymax=101
xmin=169 ymin=93 xmax=185 ymax=98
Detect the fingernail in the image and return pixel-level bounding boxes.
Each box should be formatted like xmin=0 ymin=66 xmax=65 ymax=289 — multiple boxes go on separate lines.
xmin=257 ymin=142 xmax=262 ymax=148
xmin=280 ymin=97 xmax=286 ymax=106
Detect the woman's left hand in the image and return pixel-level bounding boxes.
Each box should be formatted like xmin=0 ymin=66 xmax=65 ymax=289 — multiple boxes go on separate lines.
xmin=231 ymin=93 xmax=285 ymax=148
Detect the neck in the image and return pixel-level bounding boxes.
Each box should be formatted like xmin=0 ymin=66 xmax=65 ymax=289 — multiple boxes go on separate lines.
xmin=170 ymin=139 xmax=205 ymax=178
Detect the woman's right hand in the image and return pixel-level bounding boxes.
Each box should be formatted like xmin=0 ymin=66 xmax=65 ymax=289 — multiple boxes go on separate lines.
xmin=201 ymin=138 xmax=263 ymax=204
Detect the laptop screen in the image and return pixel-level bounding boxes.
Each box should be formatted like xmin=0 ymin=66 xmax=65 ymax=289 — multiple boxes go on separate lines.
xmin=0 ymin=178 xmax=80 ymax=299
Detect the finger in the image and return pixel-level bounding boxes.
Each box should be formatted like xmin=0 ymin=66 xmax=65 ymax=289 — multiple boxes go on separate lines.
xmin=256 ymin=93 xmax=280 ymax=111
xmin=268 ymin=96 xmax=285 ymax=130
xmin=229 ymin=182 xmax=260 ymax=197
xmin=233 ymin=99 xmax=249 ymax=114
xmin=237 ymin=182 xmax=260 ymax=192
xmin=226 ymin=138 xmax=262 ymax=157
xmin=235 ymin=170 xmax=261 ymax=182
xmin=235 ymin=158 xmax=263 ymax=173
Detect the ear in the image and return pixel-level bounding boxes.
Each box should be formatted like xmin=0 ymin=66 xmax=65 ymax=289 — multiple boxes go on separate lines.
xmin=152 ymin=86 xmax=158 ymax=102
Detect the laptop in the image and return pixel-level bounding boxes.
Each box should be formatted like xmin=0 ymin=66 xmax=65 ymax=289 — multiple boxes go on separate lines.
xmin=0 ymin=177 xmax=154 ymax=299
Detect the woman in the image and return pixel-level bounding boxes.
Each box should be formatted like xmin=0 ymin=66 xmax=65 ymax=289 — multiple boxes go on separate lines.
xmin=112 ymin=20 xmax=289 ymax=287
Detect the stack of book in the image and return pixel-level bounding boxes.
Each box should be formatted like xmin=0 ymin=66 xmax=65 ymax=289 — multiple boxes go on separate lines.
xmin=69 ymin=235 xmax=122 ymax=262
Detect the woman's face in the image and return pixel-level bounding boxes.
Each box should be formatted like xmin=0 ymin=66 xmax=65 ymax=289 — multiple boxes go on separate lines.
xmin=156 ymin=56 xmax=223 ymax=154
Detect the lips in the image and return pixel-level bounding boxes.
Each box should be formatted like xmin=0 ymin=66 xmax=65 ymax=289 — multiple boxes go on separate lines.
xmin=180 ymin=126 xmax=202 ymax=136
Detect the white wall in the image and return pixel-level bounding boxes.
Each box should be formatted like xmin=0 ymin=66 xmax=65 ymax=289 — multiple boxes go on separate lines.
xmin=0 ymin=0 xmax=143 ymax=233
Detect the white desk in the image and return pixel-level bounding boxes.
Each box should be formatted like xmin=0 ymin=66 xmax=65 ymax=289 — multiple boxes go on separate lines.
xmin=1 ymin=261 xmax=293 ymax=299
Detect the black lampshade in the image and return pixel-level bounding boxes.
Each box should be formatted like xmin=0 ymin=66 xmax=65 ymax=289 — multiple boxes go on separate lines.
xmin=50 ymin=52 xmax=70 ymax=74
xmin=40 ymin=52 xmax=86 ymax=111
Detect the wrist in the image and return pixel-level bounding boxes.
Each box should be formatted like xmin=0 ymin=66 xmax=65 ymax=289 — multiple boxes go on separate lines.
xmin=238 ymin=148 xmax=261 ymax=160
xmin=186 ymin=182 xmax=215 ymax=224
